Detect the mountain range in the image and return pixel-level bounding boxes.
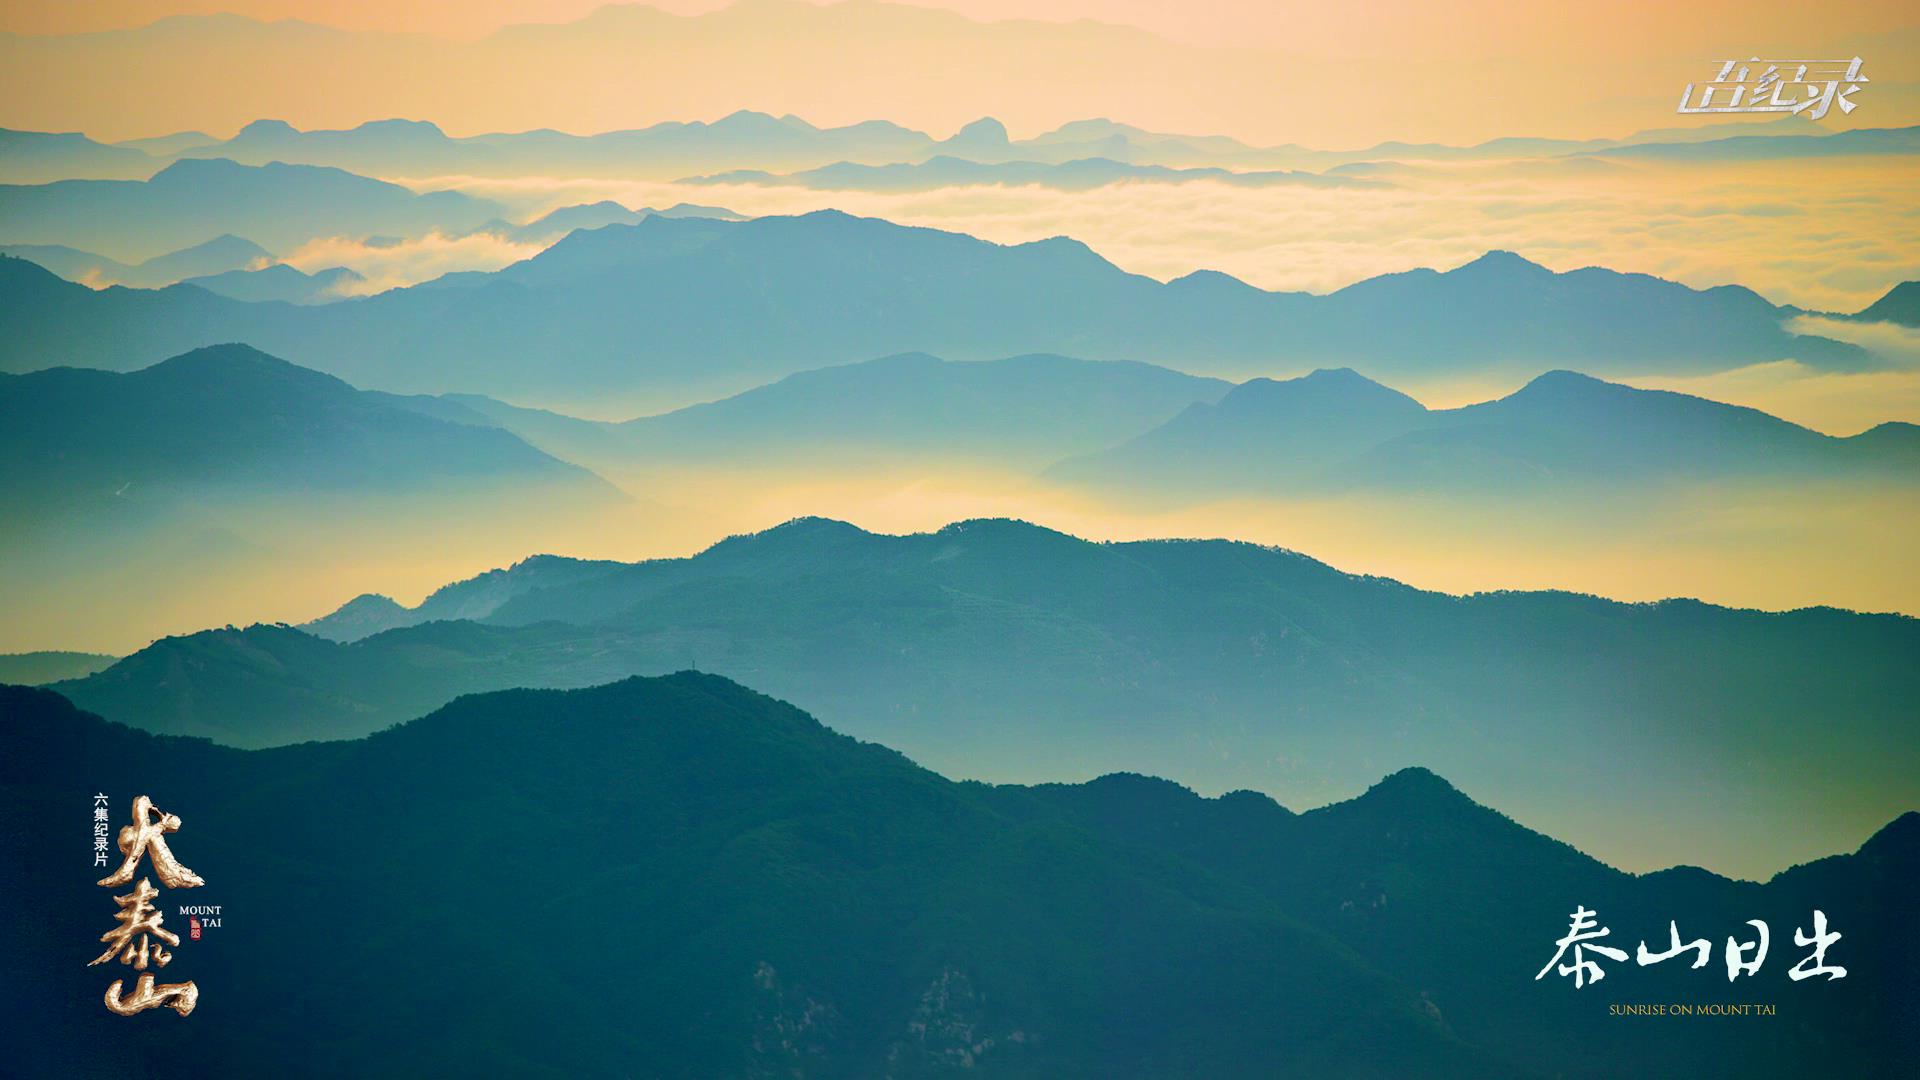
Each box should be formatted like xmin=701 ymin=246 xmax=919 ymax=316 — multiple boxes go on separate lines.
xmin=0 ymin=343 xmax=613 ymax=522
xmin=51 ymin=516 xmax=1918 ymax=879
xmin=368 ymin=356 xmax=1920 ymax=488
xmin=3 ymin=674 xmax=1908 ymax=1077
xmin=0 ymin=127 xmax=157 ymax=183
xmin=0 ymin=233 xmax=271 ymax=287
xmin=0 ymin=157 xmax=502 ymax=262
xmin=379 ymin=351 xmax=1233 ymax=473
xmin=0 ymin=201 xmax=743 ymax=294
xmin=1586 ymin=125 xmax=1920 ymax=163
xmin=457 ymin=199 xmax=744 ymax=245
xmin=6 ymin=0 xmax=1892 ymax=159
xmin=0 ymin=650 xmax=115 ymax=685
xmin=0 ymin=212 xmax=1887 ymax=405
xmin=0 ymin=111 xmax=1851 ymax=185
xmin=1050 ymin=367 xmax=1920 ymax=497
xmin=178 ymin=262 xmax=364 ymax=304
xmin=681 ymin=155 xmax=1382 ymax=192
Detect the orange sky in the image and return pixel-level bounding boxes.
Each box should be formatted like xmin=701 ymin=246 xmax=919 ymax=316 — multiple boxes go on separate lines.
xmin=2 ymin=1 xmax=1914 ymax=145
xmin=5 ymin=1 xmax=1915 ymax=52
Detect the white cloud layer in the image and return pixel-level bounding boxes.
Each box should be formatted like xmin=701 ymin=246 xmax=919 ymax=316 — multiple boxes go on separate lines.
xmin=407 ymin=154 xmax=1919 ymax=316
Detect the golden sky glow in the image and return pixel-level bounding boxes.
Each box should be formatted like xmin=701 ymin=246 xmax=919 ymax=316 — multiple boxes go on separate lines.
xmin=2 ymin=1 xmax=1916 ymax=145
xmin=2 ymin=1 xmax=1916 ymax=649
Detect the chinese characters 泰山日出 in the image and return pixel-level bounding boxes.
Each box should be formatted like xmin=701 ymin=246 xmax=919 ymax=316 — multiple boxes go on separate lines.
xmin=1536 ymin=906 xmax=1846 ymax=988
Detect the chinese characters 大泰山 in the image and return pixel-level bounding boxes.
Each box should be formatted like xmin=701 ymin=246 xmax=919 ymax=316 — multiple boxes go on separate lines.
xmin=90 ymin=795 xmax=203 ymax=1016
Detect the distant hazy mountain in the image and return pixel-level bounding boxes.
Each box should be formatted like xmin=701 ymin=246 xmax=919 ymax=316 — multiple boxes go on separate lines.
xmin=0 ymin=128 xmax=155 ymax=183
xmin=614 ymin=350 xmax=1230 ymax=467
xmin=8 ymin=676 xmax=1905 ymax=1076
xmin=0 ymin=651 xmax=115 ymax=685
xmin=0 ymin=343 xmax=612 ymax=517
xmin=1586 ymin=124 xmax=1920 ymax=163
xmin=181 ymin=263 xmax=363 ymax=304
xmin=167 ymin=113 xmax=938 ymax=179
xmin=111 ymin=129 xmax=219 ymax=156
xmin=0 ymin=158 xmax=503 ymax=262
xmin=0 ymin=234 xmax=271 ymax=288
xmin=381 ymin=352 xmax=1232 ymax=472
xmin=2 ymin=111 xmax=1828 ymax=184
xmin=57 ymin=517 xmax=1918 ymax=877
xmin=683 ymin=155 xmax=1378 ymax=192
xmin=1051 ymin=368 xmax=1920 ymax=496
xmin=1848 ymin=280 xmax=1920 ymax=327
xmin=457 ymin=199 xmax=746 ymax=245
xmin=118 ymin=234 xmax=274 ymax=282
xmin=0 ymin=213 xmax=1864 ymax=401
xmin=303 ymin=554 xmax=626 ymax=642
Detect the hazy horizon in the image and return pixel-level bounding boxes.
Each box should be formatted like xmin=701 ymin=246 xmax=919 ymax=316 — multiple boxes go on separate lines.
xmin=4 ymin=1 xmax=1916 ymax=147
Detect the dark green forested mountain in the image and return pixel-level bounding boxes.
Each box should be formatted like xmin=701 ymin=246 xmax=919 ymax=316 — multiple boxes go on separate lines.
xmin=0 ymin=343 xmax=615 ymax=520
xmin=1049 ymin=367 xmax=1920 ymax=496
xmin=58 ymin=518 xmax=1919 ymax=878
xmin=2 ymin=677 xmax=1908 ymax=1078
xmin=0 ymin=212 xmax=1866 ymax=403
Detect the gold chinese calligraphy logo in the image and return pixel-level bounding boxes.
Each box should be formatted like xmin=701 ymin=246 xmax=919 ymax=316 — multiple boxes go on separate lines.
xmin=89 ymin=795 xmax=204 ymax=1016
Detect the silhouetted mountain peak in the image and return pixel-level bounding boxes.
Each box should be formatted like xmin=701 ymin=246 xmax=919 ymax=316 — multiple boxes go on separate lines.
xmin=331 ymin=593 xmax=405 ymax=616
xmin=1167 ymin=268 xmax=1261 ymax=293
xmin=1491 ymin=370 xmax=1652 ymax=414
xmin=236 ymin=118 xmax=297 ymax=138
xmin=946 ymin=116 xmax=1010 ymax=147
xmin=151 ymin=156 xmax=251 ymax=181
xmin=933 ymin=517 xmax=1075 ymax=545
xmin=792 ymin=207 xmax=862 ymax=226
xmin=0 ymin=253 xmax=64 ymax=286
xmin=1451 ymin=249 xmax=1552 ymax=279
xmin=164 ymin=233 xmax=272 ymax=262
xmin=1009 ymin=234 xmax=1111 ymax=269
xmin=1227 ymin=367 xmax=1425 ymax=415
xmin=765 ymin=515 xmax=866 ymax=536
xmin=1083 ymin=771 xmax=1200 ymax=800
xmin=1857 ymin=810 xmax=1920 ymax=859
xmin=353 ymin=118 xmax=446 ymax=137
xmin=140 ymin=343 xmax=334 ymax=391
xmin=1299 ymin=366 xmax=1379 ymax=388
xmin=710 ymin=109 xmax=803 ymax=133
xmin=1354 ymin=766 xmax=1476 ymax=811
xmin=1850 ymin=420 xmax=1920 ymax=448
xmin=1635 ymin=862 xmax=1740 ymax=889
xmin=715 ymin=516 xmax=873 ymax=554
xmin=146 ymin=341 xmax=317 ymax=378
xmin=1516 ymin=368 xmax=1610 ymax=393
xmin=1852 ymin=280 xmax=1920 ymax=326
